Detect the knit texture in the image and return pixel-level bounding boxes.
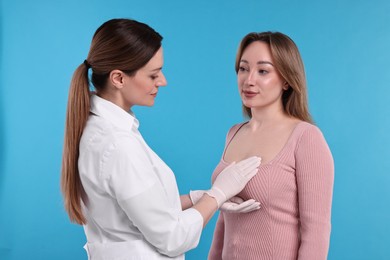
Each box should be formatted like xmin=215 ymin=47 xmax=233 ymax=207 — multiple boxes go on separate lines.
xmin=208 ymin=122 xmax=334 ymax=260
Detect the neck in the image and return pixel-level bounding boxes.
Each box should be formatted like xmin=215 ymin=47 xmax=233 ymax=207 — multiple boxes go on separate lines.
xmin=248 ymin=104 xmax=287 ymax=130
xmin=98 ymin=90 xmax=131 ymax=112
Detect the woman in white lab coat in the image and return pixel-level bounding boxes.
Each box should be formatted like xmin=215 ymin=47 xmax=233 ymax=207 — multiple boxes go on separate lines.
xmin=61 ymin=18 xmax=260 ymax=260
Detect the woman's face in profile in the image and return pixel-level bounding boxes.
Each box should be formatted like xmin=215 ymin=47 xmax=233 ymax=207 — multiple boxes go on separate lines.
xmin=237 ymin=41 xmax=286 ymax=110
xmin=121 ymin=47 xmax=168 ymax=109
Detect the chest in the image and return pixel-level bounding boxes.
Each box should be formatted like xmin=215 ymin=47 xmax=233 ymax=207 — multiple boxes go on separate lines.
xmin=224 ymin=128 xmax=292 ymax=165
xmin=212 ymin=159 xmax=297 ymax=206
xmin=137 ymin=136 xmax=180 ymax=203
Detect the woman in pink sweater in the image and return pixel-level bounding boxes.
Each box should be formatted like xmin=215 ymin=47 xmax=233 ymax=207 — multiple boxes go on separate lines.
xmin=207 ymin=32 xmax=334 ymax=259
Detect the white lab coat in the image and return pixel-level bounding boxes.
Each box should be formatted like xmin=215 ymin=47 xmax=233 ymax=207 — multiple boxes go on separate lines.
xmin=78 ymin=94 xmax=203 ymax=259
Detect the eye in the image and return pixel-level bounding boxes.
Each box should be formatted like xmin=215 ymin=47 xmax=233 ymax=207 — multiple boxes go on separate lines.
xmin=258 ymin=69 xmax=268 ymax=75
xmin=238 ymin=66 xmax=248 ymax=72
xmin=150 ymin=75 xmax=158 ymax=80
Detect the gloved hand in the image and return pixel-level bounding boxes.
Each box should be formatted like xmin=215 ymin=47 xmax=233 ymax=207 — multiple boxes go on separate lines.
xmin=206 ymin=156 xmax=261 ymax=208
xmin=189 ymin=190 xmax=206 ymax=205
xmin=220 ymin=196 xmax=261 ymax=213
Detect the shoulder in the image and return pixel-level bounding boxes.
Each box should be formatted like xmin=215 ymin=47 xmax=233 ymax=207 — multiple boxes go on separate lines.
xmin=227 ymin=121 xmax=248 ymax=135
xmin=294 ymin=121 xmax=325 ymax=140
xmin=106 ymin=131 xmax=143 ymax=161
xmin=224 ymin=121 xmax=248 ymax=142
xmin=83 ymin=117 xmax=142 ymax=161
xmin=100 ymin=131 xmax=156 ymax=183
xmin=293 ymin=121 xmax=332 ymax=154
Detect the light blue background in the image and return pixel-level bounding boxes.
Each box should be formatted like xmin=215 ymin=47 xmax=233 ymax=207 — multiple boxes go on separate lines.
xmin=1 ymin=0 xmax=389 ymax=259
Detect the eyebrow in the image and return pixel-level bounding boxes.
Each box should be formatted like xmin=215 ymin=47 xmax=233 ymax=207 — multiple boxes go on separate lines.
xmin=240 ymin=59 xmax=274 ymax=66
xmin=150 ymin=67 xmax=163 ymax=72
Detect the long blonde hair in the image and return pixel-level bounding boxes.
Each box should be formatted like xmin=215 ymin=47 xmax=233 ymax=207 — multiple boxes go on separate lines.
xmin=61 ymin=19 xmax=163 ymax=224
xmin=235 ymin=32 xmax=313 ymax=123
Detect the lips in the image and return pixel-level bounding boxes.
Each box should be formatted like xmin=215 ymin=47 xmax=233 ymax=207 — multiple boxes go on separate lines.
xmin=242 ymin=90 xmax=259 ymax=98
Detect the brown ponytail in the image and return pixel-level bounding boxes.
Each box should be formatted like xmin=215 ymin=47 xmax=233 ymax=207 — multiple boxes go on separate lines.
xmin=61 ymin=63 xmax=90 ymax=224
xmin=61 ymin=18 xmax=162 ymax=225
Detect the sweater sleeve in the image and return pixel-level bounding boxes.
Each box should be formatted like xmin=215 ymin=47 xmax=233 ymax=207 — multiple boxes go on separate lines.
xmin=208 ymin=213 xmax=225 ymax=260
xmin=295 ymin=125 xmax=334 ymax=260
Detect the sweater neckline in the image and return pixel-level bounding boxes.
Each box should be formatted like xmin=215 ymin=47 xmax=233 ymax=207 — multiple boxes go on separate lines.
xmin=220 ymin=121 xmax=308 ymax=167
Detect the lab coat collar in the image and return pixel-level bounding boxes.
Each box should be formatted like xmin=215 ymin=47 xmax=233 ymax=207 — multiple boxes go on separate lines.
xmin=90 ymin=94 xmax=139 ymax=131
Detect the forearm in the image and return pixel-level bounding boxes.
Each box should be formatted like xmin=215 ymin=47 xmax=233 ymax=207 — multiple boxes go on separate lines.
xmin=192 ymin=194 xmax=218 ymax=228
xmin=180 ymin=194 xmax=193 ymax=210
xmin=181 ymin=193 xmax=219 ymax=226
xmin=119 ymin=183 xmax=203 ymax=257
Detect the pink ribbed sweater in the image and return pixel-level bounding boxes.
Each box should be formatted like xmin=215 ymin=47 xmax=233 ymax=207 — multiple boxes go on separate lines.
xmin=208 ymin=122 xmax=334 ymax=260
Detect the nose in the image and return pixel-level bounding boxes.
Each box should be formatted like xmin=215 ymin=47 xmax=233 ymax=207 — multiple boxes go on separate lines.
xmin=245 ymin=70 xmax=256 ymax=86
xmin=157 ymin=72 xmax=167 ymax=87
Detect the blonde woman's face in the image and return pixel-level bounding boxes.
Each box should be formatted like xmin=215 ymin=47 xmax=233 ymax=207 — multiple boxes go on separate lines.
xmin=122 ymin=47 xmax=167 ymax=109
xmin=237 ymin=41 xmax=287 ymax=111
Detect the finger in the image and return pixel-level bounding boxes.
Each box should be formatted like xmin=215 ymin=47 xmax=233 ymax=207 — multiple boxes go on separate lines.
xmin=242 ymin=169 xmax=258 ymax=180
xmin=233 ymin=199 xmax=260 ymax=212
xmin=245 ymin=201 xmax=261 ymax=211
xmin=220 ymin=161 xmax=237 ymax=174
xmin=241 ymin=203 xmax=261 ymax=213
xmin=225 ymin=202 xmax=260 ymax=213
xmin=236 ymin=199 xmax=257 ymax=208
xmin=226 ymin=199 xmax=253 ymax=211
xmin=233 ymin=200 xmax=260 ymax=212
xmin=230 ymin=196 xmax=245 ymax=204
xmin=220 ymin=202 xmax=234 ymax=212
xmin=235 ymin=156 xmax=260 ymax=170
xmin=238 ymin=157 xmax=261 ymax=173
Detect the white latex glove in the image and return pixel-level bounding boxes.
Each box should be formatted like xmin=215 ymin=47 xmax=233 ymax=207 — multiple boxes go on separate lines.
xmin=220 ymin=196 xmax=261 ymax=213
xmin=189 ymin=190 xmax=206 ymax=205
xmin=206 ymin=156 xmax=261 ymax=208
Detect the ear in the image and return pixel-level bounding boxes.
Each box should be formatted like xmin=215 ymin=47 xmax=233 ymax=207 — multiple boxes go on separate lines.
xmin=109 ymin=70 xmax=125 ymax=89
xmin=283 ymin=81 xmax=289 ymax=90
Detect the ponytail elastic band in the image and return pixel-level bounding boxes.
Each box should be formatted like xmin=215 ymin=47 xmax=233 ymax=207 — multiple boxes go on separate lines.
xmin=84 ymin=59 xmax=91 ymax=69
